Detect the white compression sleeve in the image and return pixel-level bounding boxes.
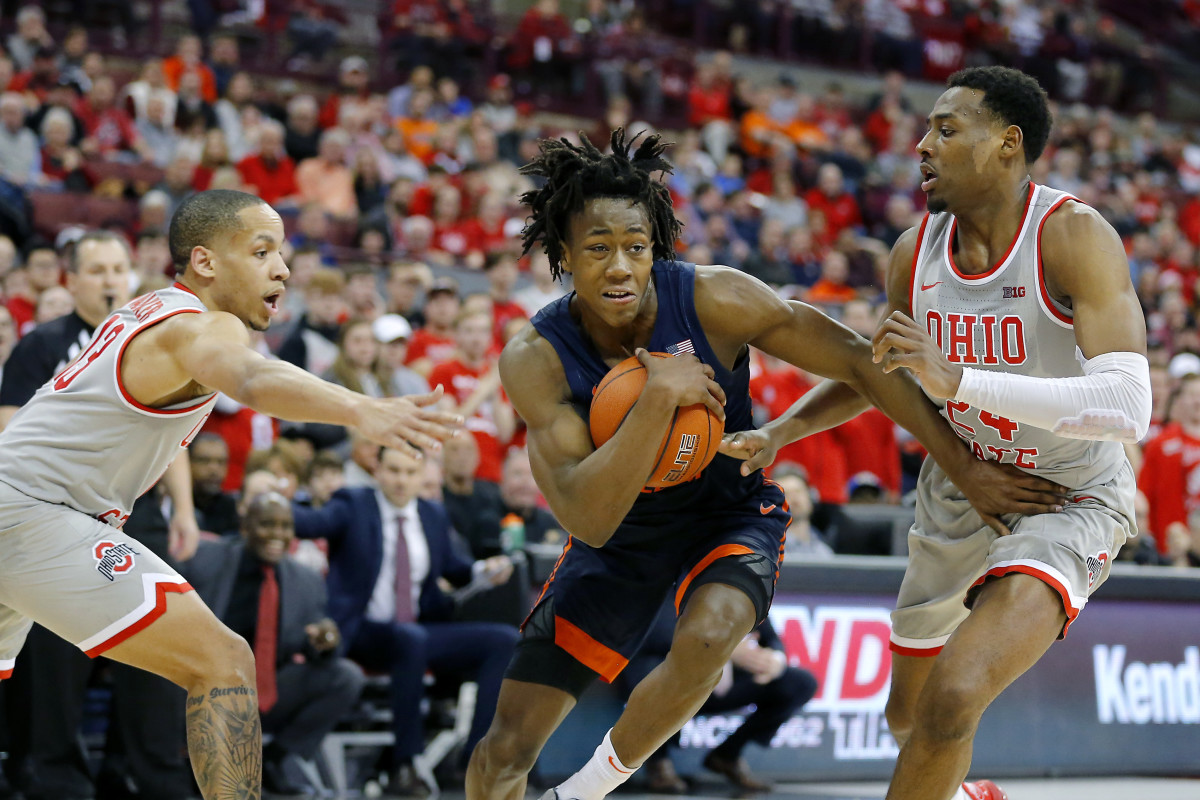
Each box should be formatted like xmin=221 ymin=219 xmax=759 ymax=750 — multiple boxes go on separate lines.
xmin=953 ymin=351 xmax=1152 ymax=443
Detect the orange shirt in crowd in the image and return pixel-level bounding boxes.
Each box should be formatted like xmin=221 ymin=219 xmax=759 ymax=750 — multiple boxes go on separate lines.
xmin=739 ymin=109 xmax=778 ymax=160
xmin=295 ymin=158 xmax=358 ymax=218
xmin=396 ymin=117 xmax=439 ymax=163
xmin=161 ymin=56 xmax=218 ymax=103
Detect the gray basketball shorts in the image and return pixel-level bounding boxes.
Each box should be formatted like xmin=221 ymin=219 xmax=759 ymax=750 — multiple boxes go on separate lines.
xmin=890 ymin=458 xmax=1136 ymax=657
xmin=0 ymin=481 xmax=191 ymax=678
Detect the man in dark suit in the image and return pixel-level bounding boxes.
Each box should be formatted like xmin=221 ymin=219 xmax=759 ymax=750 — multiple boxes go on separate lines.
xmin=182 ymin=492 xmax=366 ymax=798
xmin=292 ymin=446 xmax=518 ymax=798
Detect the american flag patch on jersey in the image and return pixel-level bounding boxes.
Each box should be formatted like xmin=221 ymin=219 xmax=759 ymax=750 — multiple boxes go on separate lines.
xmin=666 ymin=339 xmax=695 ymax=356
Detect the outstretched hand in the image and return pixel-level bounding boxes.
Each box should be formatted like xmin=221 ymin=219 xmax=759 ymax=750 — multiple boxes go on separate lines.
xmin=356 ymin=385 xmax=464 ymax=457
xmin=718 ymin=428 xmax=779 ymax=476
xmin=953 ymin=457 xmax=1068 ymax=535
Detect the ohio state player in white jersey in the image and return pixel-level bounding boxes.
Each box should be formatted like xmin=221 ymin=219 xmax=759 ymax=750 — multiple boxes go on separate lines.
xmin=0 ymin=190 xmax=462 ymax=800
xmin=723 ymin=68 xmax=1150 ymax=800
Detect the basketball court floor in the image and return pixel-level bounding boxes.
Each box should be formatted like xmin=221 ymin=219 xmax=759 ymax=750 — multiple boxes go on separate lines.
xmin=430 ymin=777 xmax=1200 ymax=799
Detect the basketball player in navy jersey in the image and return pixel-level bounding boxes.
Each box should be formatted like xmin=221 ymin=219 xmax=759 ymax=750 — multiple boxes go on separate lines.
xmin=0 ymin=190 xmax=462 ymax=800
xmin=464 ymin=131 xmax=1067 ymax=800
xmin=728 ymin=68 xmax=1150 ymax=800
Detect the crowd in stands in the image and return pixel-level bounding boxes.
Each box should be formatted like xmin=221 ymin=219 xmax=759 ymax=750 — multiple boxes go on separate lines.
xmin=0 ymin=0 xmax=1199 ymax=793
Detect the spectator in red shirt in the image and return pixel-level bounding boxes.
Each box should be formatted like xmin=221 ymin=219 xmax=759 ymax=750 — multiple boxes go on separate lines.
xmin=428 ymin=309 xmax=516 ymax=483
xmin=236 ymin=119 xmax=299 ymax=207
xmin=508 ymin=0 xmax=582 ymax=98
xmin=9 ymin=45 xmax=59 ymax=102
xmin=406 ymin=278 xmax=461 ymax=376
xmin=804 ymin=162 xmax=863 ymax=243
xmin=318 ymin=56 xmax=373 ymax=131
xmin=75 ymin=75 xmax=147 ymax=161
xmin=162 ymin=34 xmax=218 ymax=104
xmin=1139 ymin=373 xmax=1200 ymax=557
xmin=37 ymin=106 xmax=92 ymax=192
xmin=7 ymin=240 xmax=61 ymax=337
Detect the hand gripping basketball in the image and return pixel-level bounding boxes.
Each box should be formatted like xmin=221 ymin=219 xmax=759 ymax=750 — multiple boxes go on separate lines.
xmin=589 ymin=349 xmax=725 ymax=489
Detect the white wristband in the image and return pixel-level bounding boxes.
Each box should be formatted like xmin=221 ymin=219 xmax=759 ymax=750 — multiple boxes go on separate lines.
xmin=954 ymin=351 xmax=1152 ymax=443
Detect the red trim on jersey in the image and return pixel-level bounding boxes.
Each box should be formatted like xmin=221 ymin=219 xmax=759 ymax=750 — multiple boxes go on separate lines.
xmin=171 ymin=282 xmax=199 ymax=298
xmin=84 ymin=581 xmax=194 ymax=658
xmin=971 ymin=563 xmax=1081 ymax=635
xmin=0 ymin=666 xmax=12 ymax=679
xmin=889 ymin=642 xmax=944 ymax=657
xmin=908 ymin=214 xmax=931 ymax=312
xmin=946 ymin=183 xmax=1036 ymax=281
xmin=115 ymin=309 xmax=216 ymax=415
xmin=1036 ymin=194 xmax=1078 ymax=326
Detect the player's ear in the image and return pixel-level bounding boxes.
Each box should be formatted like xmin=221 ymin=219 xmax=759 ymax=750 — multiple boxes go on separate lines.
xmin=190 ymin=245 xmax=216 ymax=279
xmin=1000 ymin=124 xmax=1023 ymax=161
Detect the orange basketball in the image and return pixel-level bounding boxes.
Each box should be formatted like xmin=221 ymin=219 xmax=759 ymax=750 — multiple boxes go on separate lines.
xmin=589 ymin=354 xmax=724 ymax=489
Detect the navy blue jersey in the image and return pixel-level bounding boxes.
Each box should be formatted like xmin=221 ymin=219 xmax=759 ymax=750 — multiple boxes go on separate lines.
xmin=530 ymin=260 xmax=764 ymax=526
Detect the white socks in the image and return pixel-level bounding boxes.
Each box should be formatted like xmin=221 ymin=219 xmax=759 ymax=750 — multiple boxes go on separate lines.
xmin=949 ymin=786 xmax=970 ymax=800
xmin=554 ymin=729 xmax=637 ymax=800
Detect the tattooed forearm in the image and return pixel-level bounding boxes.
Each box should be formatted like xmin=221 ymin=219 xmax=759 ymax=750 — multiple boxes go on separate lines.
xmin=186 ymin=686 xmax=262 ymax=800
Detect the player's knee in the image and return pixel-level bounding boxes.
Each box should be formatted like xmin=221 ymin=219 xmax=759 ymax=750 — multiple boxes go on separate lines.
xmin=184 ymin=624 xmax=255 ymax=690
xmin=885 ymin=693 xmax=915 ymax=745
xmin=673 ymin=611 xmax=748 ymax=664
xmin=474 ymin=727 xmax=540 ymax=777
xmin=913 ymin=677 xmax=987 ymax=744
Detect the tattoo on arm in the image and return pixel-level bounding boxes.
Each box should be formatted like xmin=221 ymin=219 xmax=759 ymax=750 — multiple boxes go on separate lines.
xmin=185 ymin=686 xmax=262 ymax=800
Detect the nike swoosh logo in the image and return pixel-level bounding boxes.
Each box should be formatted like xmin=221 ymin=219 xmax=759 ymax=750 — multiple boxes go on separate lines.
xmin=608 ymin=756 xmax=633 ymax=774
xmin=921 ymin=281 xmax=943 ymax=291
xmin=760 ymin=503 xmax=776 ymax=514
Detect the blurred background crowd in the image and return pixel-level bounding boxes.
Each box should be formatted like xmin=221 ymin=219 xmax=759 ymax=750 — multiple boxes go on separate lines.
xmin=0 ymin=0 xmax=1199 ymax=795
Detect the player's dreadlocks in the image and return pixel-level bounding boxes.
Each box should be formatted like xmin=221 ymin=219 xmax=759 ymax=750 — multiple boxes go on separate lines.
xmin=518 ymin=129 xmax=683 ymax=281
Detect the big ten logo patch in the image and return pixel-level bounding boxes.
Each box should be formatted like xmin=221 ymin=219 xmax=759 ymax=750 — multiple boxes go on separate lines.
xmin=94 ymin=540 xmax=140 ymax=581
xmin=663 ymin=433 xmax=699 ymax=483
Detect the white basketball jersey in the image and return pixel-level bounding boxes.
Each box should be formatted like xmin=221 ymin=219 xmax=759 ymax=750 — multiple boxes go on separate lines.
xmin=0 ymin=284 xmax=217 ymax=525
xmin=909 ymin=183 xmax=1126 ymax=488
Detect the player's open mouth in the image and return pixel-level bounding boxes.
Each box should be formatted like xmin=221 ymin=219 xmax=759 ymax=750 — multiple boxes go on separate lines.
xmin=263 ymin=290 xmax=284 ymax=316
xmin=920 ymin=163 xmax=938 ymax=192
xmin=602 ymin=288 xmax=636 ymax=305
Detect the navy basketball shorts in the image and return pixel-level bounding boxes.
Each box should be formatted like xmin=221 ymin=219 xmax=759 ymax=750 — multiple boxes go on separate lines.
xmin=506 ymin=480 xmax=790 ymax=697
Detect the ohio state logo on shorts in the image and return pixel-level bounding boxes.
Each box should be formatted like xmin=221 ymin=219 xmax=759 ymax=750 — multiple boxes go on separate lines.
xmin=1086 ymin=550 xmax=1109 ymax=589
xmin=94 ymin=540 xmax=139 ymax=582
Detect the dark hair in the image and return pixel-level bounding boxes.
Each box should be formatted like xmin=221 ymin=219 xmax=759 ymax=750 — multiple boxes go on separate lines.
xmin=947 ymin=67 xmax=1051 ymax=164
xmin=21 ymin=237 xmax=55 ymax=261
xmin=69 ymin=230 xmax=132 ymax=273
xmin=167 ymin=189 xmax=267 ymax=274
xmin=518 ymin=129 xmax=682 ymax=281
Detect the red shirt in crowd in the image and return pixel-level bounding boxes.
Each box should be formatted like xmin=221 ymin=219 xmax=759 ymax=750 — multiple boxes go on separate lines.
xmin=75 ymin=101 xmax=139 ymax=156
xmin=1138 ymin=422 xmax=1200 ymax=554
xmin=804 ymin=187 xmax=863 ymax=241
xmin=749 ymin=359 xmax=849 ymax=503
xmin=428 ymin=358 xmax=507 ymax=482
xmin=405 ymin=327 xmax=457 ymax=370
xmin=202 ymin=406 xmax=279 ymax=494
xmin=835 ymin=409 xmax=901 ymax=495
xmin=236 ymin=154 xmax=298 ymax=206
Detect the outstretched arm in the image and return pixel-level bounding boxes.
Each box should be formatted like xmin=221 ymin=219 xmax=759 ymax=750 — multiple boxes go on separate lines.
xmin=698 ymin=265 xmax=1066 ymax=531
xmin=720 ymin=226 xmax=922 ymax=471
xmin=149 ymin=312 xmax=463 ymax=455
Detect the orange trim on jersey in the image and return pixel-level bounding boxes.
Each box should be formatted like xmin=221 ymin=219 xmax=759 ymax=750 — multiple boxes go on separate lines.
xmin=908 ymin=213 xmax=931 ymax=312
xmin=554 ymin=615 xmax=628 ymax=683
xmin=526 ymin=538 xmax=572 ymax=625
xmin=890 ymin=642 xmax=944 ymax=657
xmin=84 ymin=581 xmax=193 ymax=658
xmin=970 ymin=563 xmax=1081 ymax=635
xmin=1035 ymin=194 xmax=1078 ymax=326
xmin=115 ymin=309 xmax=217 ymax=415
xmin=0 ymin=667 xmax=12 ymax=680
xmin=674 ymin=544 xmax=755 ymax=613
xmin=946 ymin=183 xmax=1035 ymax=281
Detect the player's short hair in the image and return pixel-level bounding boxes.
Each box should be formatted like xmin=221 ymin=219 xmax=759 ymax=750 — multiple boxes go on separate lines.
xmin=68 ymin=230 xmax=132 ymax=273
xmin=518 ymin=129 xmax=682 ymax=281
xmin=947 ymin=66 xmax=1051 ymax=164
xmin=168 ymin=189 xmax=267 ymax=274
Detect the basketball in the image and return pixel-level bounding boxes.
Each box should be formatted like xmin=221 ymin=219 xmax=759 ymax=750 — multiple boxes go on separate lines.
xmin=589 ymin=354 xmax=724 ymax=489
